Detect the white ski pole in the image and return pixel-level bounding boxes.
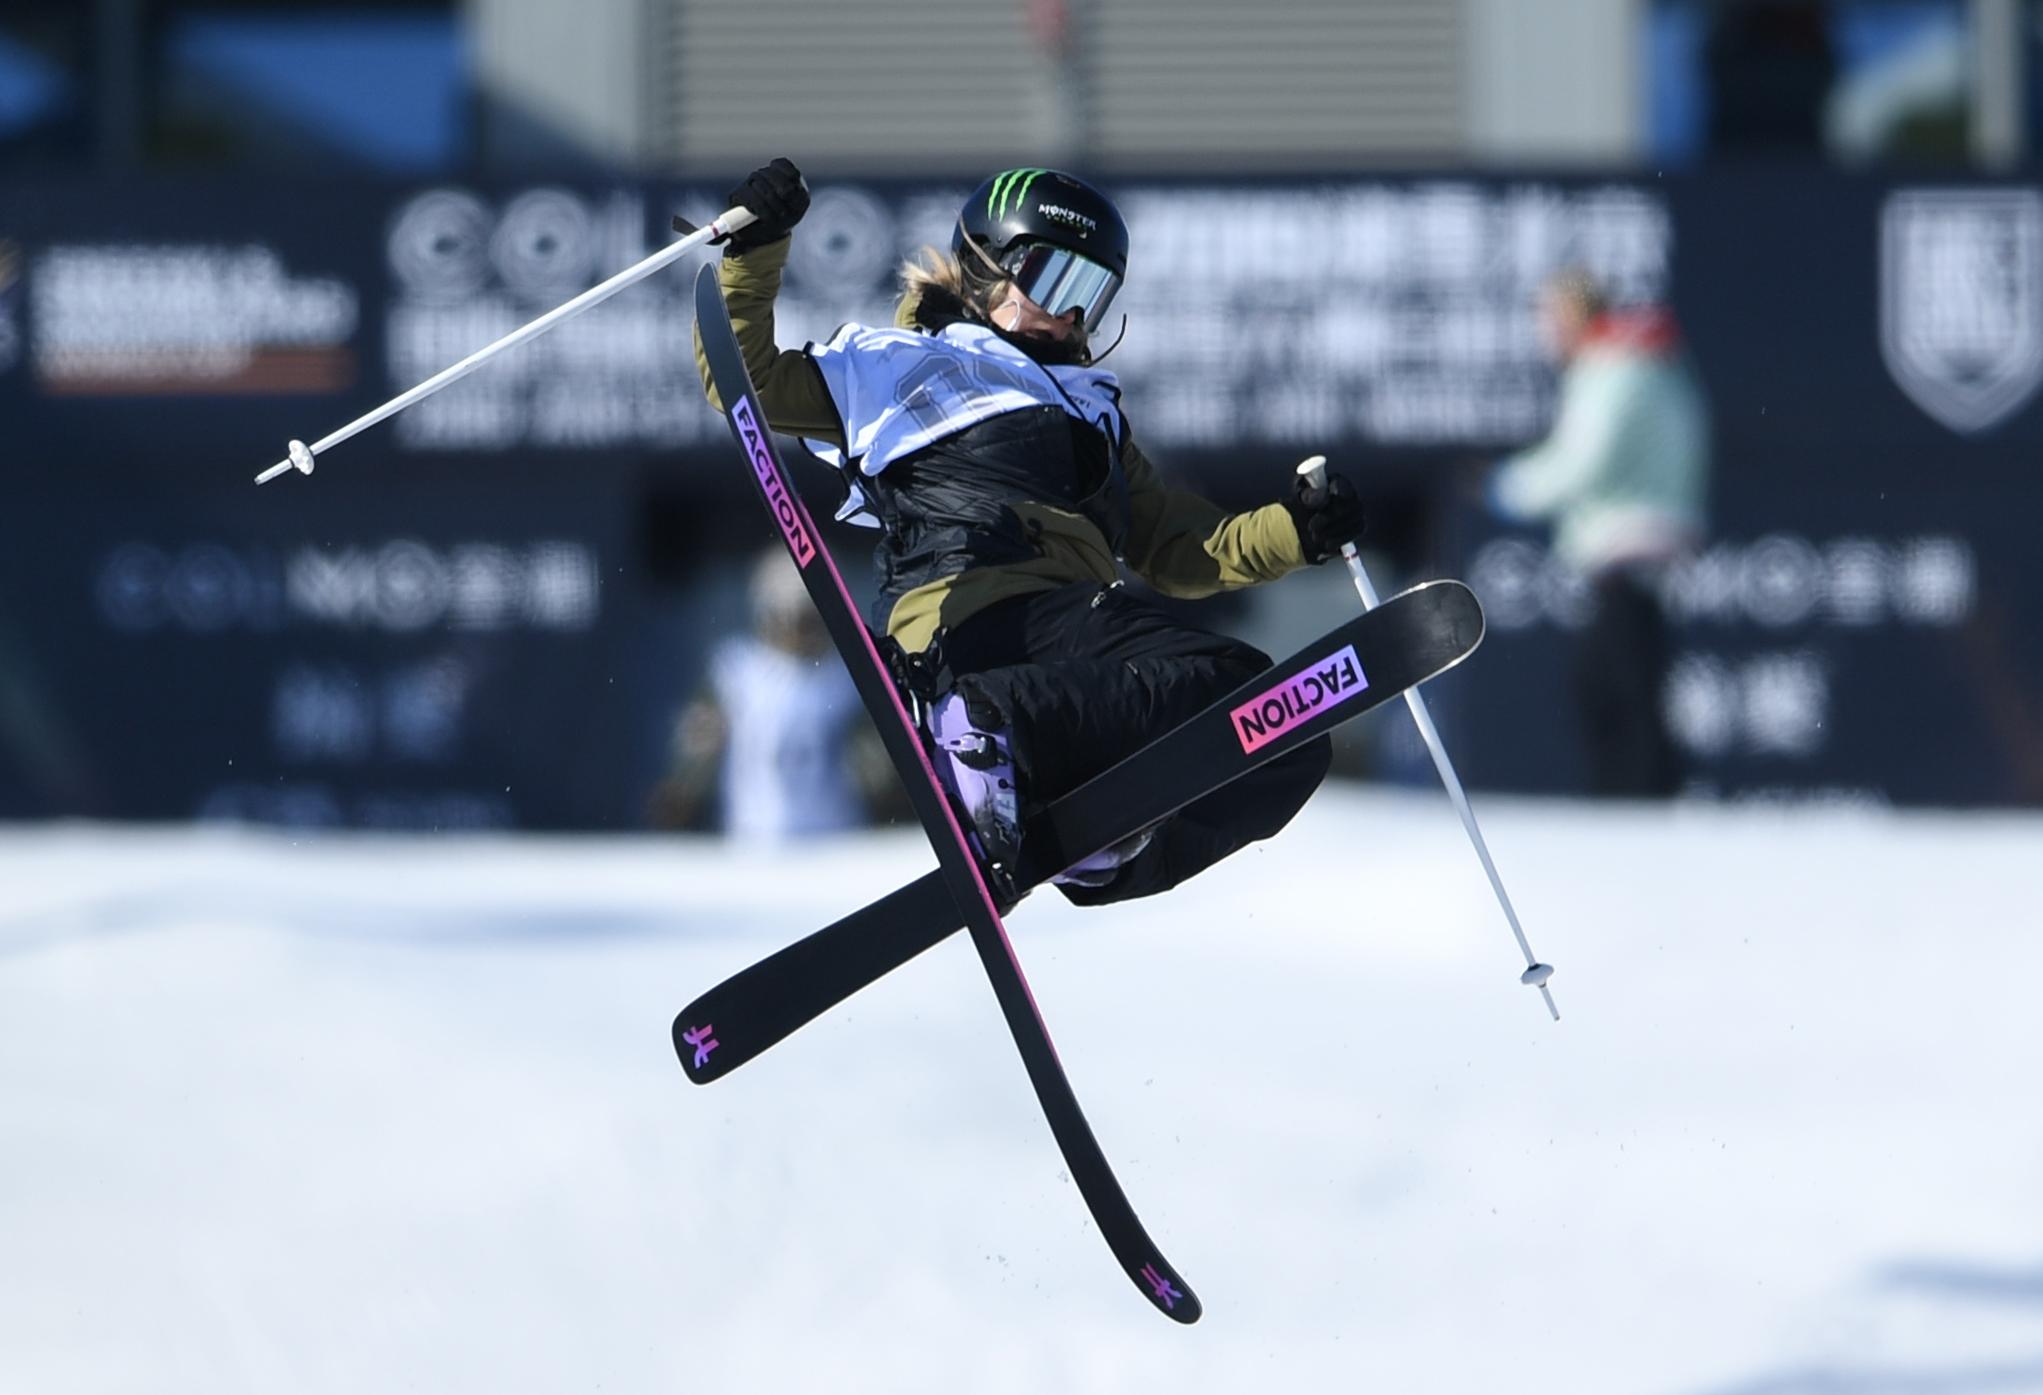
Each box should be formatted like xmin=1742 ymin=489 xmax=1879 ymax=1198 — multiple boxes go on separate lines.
xmin=253 ymin=205 xmax=758 ymax=485
xmin=1298 ymin=456 xmax=1558 ymax=1021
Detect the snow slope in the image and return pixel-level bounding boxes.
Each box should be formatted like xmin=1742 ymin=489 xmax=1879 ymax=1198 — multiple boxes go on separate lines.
xmin=2 ymin=789 xmax=2039 ymax=1394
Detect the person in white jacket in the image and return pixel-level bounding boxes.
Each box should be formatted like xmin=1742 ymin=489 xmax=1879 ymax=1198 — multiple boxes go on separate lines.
xmin=1490 ymin=269 xmax=1710 ymax=797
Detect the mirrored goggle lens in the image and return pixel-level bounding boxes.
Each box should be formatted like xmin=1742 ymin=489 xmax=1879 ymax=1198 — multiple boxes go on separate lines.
xmin=1002 ymin=245 xmax=1122 ymax=332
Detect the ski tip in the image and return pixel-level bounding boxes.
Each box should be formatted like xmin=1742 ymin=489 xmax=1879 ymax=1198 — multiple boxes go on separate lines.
xmin=1396 ymin=578 xmax=1486 ymax=656
xmin=672 ymin=1011 xmax=725 ymax=1085
xmin=1135 ymin=1259 xmax=1202 ymax=1323
xmin=1440 ymin=578 xmax=1486 ymax=651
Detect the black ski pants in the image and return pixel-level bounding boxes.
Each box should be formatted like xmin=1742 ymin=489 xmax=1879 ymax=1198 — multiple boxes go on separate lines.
xmin=1572 ymin=570 xmax=1683 ymax=798
xmin=937 ymin=581 xmax=1331 ymax=905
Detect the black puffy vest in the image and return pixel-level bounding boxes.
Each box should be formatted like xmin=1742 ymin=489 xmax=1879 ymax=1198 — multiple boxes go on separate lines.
xmin=847 ymin=404 xmax=1130 ymax=623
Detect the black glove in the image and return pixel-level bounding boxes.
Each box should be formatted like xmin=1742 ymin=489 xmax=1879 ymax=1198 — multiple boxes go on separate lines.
xmin=1282 ymin=470 xmax=1368 ymax=563
xmin=723 ymin=157 xmax=809 ymax=253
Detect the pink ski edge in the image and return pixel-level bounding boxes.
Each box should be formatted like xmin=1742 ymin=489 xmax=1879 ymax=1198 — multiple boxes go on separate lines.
xmin=760 ymin=419 xmax=1064 ymax=1062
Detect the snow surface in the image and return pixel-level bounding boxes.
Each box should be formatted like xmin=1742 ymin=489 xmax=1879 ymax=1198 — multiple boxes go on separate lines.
xmin=2 ymin=789 xmax=2039 ymax=1394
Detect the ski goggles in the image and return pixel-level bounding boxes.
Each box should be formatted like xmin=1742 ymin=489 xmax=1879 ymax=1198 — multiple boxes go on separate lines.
xmin=999 ymin=242 xmax=1123 ymax=333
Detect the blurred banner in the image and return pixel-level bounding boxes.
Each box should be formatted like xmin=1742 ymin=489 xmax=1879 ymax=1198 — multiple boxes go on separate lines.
xmin=2 ymin=175 xmax=1681 ymax=466
xmin=0 ymin=467 xmax=649 ymax=827
xmin=2 ymin=171 xmax=2038 ymax=821
xmin=1443 ymin=511 xmax=2023 ymax=806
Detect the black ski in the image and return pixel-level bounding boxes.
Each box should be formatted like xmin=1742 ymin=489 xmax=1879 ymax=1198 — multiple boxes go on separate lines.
xmin=676 ymin=580 xmax=1481 ymax=1089
xmin=691 ymin=263 xmax=1202 ymax=1322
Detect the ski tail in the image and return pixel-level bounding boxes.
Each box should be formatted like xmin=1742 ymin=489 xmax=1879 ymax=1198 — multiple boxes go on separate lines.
xmin=672 ymin=872 xmax=954 ymax=1084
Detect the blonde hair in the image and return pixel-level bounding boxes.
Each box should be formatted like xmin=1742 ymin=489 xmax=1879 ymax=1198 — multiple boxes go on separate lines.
xmin=896 ymin=242 xmax=1099 ymax=365
xmin=1545 ymin=267 xmax=1610 ymax=320
xmin=899 ymin=245 xmax=998 ymax=307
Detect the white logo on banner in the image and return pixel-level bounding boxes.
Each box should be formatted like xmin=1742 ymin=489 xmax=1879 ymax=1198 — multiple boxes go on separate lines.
xmin=1880 ymin=189 xmax=2043 ymax=434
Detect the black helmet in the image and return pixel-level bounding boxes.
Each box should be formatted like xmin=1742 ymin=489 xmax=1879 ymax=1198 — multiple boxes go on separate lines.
xmin=953 ymin=168 xmax=1128 ymax=332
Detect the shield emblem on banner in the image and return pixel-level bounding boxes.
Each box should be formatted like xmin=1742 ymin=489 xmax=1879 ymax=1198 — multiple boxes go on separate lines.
xmin=1880 ymin=189 xmax=2043 ymax=434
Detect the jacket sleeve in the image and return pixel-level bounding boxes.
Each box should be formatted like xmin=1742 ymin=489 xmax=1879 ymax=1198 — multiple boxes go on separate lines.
xmin=1119 ymin=436 xmax=1306 ymax=597
xmin=1491 ymin=360 xmax=1624 ymax=522
xmin=691 ymin=237 xmax=846 ymax=447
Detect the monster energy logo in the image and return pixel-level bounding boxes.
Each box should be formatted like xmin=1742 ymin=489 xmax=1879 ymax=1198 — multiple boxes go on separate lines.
xmin=1039 ymin=204 xmax=1096 ymax=234
xmin=988 ymin=168 xmax=1049 ymax=220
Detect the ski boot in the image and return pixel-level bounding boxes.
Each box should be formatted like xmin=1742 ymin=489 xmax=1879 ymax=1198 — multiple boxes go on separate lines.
xmin=1051 ymin=827 xmax=1157 ymax=891
xmin=927 ymin=688 xmax=1026 ymax=911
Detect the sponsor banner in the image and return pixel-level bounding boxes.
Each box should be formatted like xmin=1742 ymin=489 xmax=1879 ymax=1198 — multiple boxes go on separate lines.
xmin=0 ymin=474 xmax=655 ymax=829
xmin=7 ymin=172 xmax=2042 ymax=480
xmin=1 ymin=176 xmax=1682 ymax=466
xmin=367 ymin=179 xmax=1671 ymax=457
xmin=31 ymin=243 xmax=357 ymax=395
xmin=1436 ymin=500 xmax=2041 ymax=808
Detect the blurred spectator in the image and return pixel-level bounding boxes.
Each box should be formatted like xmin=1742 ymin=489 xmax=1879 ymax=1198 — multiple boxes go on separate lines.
xmin=649 ymin=550 xmax=888 ymax=838
xmin=1487 ymin=270 xmax=1710 ymax=798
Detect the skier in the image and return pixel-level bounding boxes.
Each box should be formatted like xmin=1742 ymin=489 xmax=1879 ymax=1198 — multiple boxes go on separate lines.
xmin=694 ymin=158 xmax=1368 ymax=906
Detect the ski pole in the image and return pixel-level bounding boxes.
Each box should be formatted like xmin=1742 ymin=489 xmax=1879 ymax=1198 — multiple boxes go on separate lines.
xmin=1297 ymin=456 xmax=1558 ymax=1021
xmin=253 ymin=205 xmax=758 ymax=485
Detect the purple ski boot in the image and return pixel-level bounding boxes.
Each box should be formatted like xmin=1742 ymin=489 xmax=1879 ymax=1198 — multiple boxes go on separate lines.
xmin=927 ymin=689 xmax=1025 ymax=908
xmin=1051 ymin=827 xmax=1156 ymax=891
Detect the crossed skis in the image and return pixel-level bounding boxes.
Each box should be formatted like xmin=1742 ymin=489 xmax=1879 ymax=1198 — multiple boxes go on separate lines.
xmin=673 ymin=581 xmax=1481 ymax=1089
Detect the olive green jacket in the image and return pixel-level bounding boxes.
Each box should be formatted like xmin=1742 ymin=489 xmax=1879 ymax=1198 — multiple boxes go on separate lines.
xmin=693 ymin=237 xmax=1306 ymax=650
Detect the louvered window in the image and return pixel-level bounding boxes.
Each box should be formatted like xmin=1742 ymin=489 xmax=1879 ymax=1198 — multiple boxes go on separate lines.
xmin=657 ymin=0 xmax=1465 ymax=172
xmin=661 ymin=0 xmax=1038 ymax=170
xmin=1092 ymin=0 xmax=1464 ymax=165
